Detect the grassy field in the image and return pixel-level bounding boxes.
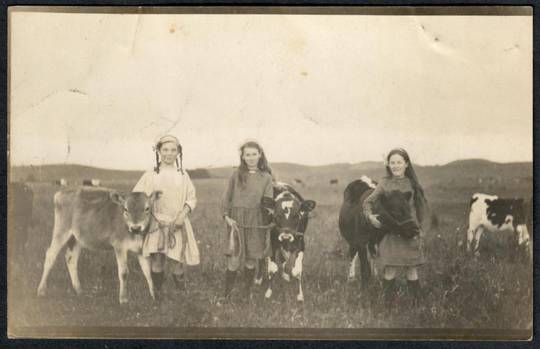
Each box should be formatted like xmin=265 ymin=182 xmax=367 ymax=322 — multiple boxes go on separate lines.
xmin=7 ymin=174 xmax=533 ymax=335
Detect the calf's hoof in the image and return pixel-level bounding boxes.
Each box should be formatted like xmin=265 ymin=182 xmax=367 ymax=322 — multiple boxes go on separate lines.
xmin=37 ymin=287 xmax=46 ymax=297
xmin=282 ymin=273 xmax=290 ymax=282
xmin=265 ymin=289 xmax=272 ymax=299
xmin=254 ymin=277 xmax=263 ymax=286
xmin=297 ymin=294 xmax=304 ymax=302
xmin=119 ymin=296 xmax=129 ymax=304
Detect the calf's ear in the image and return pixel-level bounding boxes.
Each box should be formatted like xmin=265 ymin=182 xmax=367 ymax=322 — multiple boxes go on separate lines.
xmin=110 ymin=191 xmax=126 ymax=206
xmin=150 ymin=190 xmax=163 ymax=202
xmin=301 ymin=200 xmax=317 ymax=212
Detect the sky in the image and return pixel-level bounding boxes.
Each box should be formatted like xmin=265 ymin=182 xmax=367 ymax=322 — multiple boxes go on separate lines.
xmin=9 ymin=10 xmax=532 ymax=170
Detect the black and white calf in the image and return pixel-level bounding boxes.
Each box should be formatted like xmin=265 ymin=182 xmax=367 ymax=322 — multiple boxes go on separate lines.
xmin=467 ymin=193 xmax=531 ymax=258
xmin=263 ymin=182 xmax=316 ymax=302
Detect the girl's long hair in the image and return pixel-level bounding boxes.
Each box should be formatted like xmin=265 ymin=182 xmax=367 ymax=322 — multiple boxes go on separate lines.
xmin=385 ymin=148 xmax=428 ymax=223
xmin=238 ymin=140 xmax=273 ymax=186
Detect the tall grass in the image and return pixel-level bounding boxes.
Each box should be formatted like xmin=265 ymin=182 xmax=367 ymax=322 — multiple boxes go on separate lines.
xmin=8 ymin=178 xmax=532 ymax=331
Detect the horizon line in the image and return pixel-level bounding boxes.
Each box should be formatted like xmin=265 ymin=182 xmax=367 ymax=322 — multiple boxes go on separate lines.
xmin=9 ymin=158 xmax=533 ymax=173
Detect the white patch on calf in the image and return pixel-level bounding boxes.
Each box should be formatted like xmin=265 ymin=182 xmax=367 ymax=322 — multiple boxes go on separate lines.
xmin=275 ymin=191 xmax=289 ymax=202
xmin=281 ymin=200 xmax=294 ymax=220
xmin=360 ymin=175 xmax=377 ymax=189
xmin=282 ymin=272 xmax=290 ymax=282
xmin=291 ymin=252 xmax=304 ymax=278
xmin=516 ymin=224 xmax=530 ymax=246
xmin=268 ymin=260 xmax=278 ymax=274
xmin=348 ymin=252 xmax=358 ymax=280
xmin=265 ymin=289 xmax=273 ymax=298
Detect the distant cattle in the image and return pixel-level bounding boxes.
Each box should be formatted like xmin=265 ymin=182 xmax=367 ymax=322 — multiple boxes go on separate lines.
xmin=261 ymin=182 xmax=316 ymax=302
xmin=293 ymin=178 xmax=304 ymax=186
xmin=330 ymin=179 xmax=339 ymax=185
xmin=339 ymin=176 xmax=421 ymax=286
xmin=82 ymin=179 xmax=100 ymax=187
xmin=37 ymin=187 xmax=162 ymax=303
xmin=54 ymin=179 xmax=68 ymax=186
xmin=8 ymin=182 xmax=34 ymax=254
xmin=466 ymin=193 xmax=531 ymax=260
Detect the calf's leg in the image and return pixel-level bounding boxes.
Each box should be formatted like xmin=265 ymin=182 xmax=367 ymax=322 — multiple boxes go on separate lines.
xmin=37 ymin=223 xmax=73 ymax=296
xmin=348 ymin=246 xmax=358 ymax=281
xmin=265 ymin=256 xmax=278 ymax=299
xmin=114 ymin=247 xmax=129 ymax=304
xmin=137 ymin=255 xmax=155 ymax=300
xmin=358 ymin=245 xmax=371 ymax=288
xmin=291 ymin=252 xmax=304 ymax=302
xmin=65 ymin=236 xmax=82 ymax=295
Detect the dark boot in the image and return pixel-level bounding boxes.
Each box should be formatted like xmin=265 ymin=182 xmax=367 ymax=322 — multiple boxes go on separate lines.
xmin=382 ymin=278 xmax=396 ymax=309
xmin=172 ymin=273 xmax=186 ymax=291
xmin=224 ymin=270 xmax=237 ymax=298
xmin=244 ymin=268 xmax=256 ymax=299
xmin=407 ymin=279 xmax=421 ymax=307
xmin=151 ymin=271 xmax=165 ymax=301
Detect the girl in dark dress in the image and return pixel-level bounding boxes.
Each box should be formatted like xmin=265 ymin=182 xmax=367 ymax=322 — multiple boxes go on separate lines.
xmin=363 ymin=148 xmax=428 ymax=307
xmin=221 ymin=140 xmax=274 ymax=299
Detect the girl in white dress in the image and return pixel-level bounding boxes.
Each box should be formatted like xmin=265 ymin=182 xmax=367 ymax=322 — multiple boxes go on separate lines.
xmin=133 ymin=135 xmax=199 ymax=299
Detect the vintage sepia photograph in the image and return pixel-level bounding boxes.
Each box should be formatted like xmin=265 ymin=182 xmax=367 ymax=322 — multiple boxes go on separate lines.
xmin=7 ymin=6 xmax=533 ymax=340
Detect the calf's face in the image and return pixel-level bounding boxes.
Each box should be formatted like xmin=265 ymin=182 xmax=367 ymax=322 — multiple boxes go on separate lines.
xmin=111 ymin=191 xmax=162 ymax=234
xmin=273 ymin=193 xmax=316 ymax=243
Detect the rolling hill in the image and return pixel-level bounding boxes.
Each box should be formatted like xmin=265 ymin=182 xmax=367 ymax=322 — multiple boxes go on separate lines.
xmin=9 ymin=160 xmax=532 ymax=188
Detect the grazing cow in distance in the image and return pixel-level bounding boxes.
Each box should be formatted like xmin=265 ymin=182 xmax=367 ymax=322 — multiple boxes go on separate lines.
xmin=54 ymin=178 xmax=68 ymax=186
xmin=8 ymin=182 xmax=34 ymax=254
xmin=82 ymin=179 xmax=92 ymax=186
xmin=262 ymin=182 xmax=316 ymax=302
xmin=37 ymin=187 xmax=162 ymax=304
xmin=293 ymin=178 xmax=304 ymax=186
xmin=330 ymin=179 xmax=339 ymax=185
xmin=466 ymin=193 xmax=531 ymax=260
xmin=91 ymin=179 xmax=101 ymax=187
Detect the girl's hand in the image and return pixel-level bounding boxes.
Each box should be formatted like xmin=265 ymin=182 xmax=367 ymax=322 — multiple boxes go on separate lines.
xmin=224 ymin=216 xmax=237 ymax=228
xmin=175 ymin=205 xmax=191 ymax=227
xmin=369 ymin=214 xmax=382 ymax=229
xmin=175 ymin=212 xmax=187 ymax=227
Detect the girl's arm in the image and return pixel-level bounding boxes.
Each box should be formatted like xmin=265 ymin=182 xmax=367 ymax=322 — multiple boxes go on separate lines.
xmin=221 ymin=172 xmax=236 ymax=218
xmin=175 ymin=173 xmax=197 ymax=225
xmin=263 ymin=175 xmax=274 ymax=200
xmin=362 ymin=178 xmax=386 ymax=219
xmin=184 ymin=173 xmax=197 ymax=212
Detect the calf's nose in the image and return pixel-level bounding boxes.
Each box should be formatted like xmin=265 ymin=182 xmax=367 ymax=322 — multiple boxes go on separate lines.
xmin=130 ymin=225 xmax=142 ymax=233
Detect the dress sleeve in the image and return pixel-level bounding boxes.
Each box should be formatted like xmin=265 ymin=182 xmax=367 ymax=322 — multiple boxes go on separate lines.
xmin=184 ymin=172 xmax=197 ymax=212
xmin=133 ymin=171 xmax=153 ymax=195
xmin=263 ymin=174 xmax=274 ymax=199
xmin=362 ymin=178 xmax=386 ymax=218
xmin=221 ymin=172 xmax=236 ymax=217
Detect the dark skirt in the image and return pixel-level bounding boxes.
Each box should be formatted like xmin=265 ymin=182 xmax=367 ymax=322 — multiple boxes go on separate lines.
xmin=225 ymin=207 xmax=268 ymax=260
xmin=378 ymin=232 xmax=426 ymax=267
